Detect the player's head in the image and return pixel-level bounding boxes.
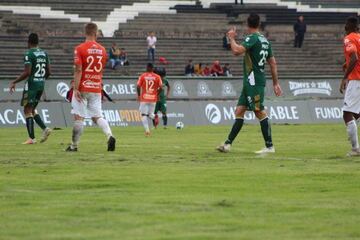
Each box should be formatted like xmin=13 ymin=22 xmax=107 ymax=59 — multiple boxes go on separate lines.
xmin=28 ymin=33 xmax=39 ymax=47
xmin=146 ymin=62 xmax=154 ymax=72
xmin=247 ymin=13 xmax=260 ymax=30
xmin=345 ymin=16 xmax=359 ymax=34
xmin=84 ymin=22 xmax=98 ymax=38
xmin=298 ymin=15 xmax=304 ymax=22
xmin=154 ymin=67 xmax=166 ymax=78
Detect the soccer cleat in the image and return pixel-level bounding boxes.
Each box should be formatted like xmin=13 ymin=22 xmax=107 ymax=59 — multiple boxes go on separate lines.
xmin=40 ymin=127 xmax=52 ymax=143
xmin=346 ymin=149 xmax=360 ymax=157
xmin=65 ymin=145 xmax=78 ymax=152
xmin=216 ymin=143 xmax=231 ymax=153
xmin=22 ymin=138 xmax=36 ymax=145
xmin=145 ymin=131 xmax=151 ymax=137
xmin=255 ymin=147 xmax=275 ymax=154
xmin=107 ymin=136 xmax=116 ymax=151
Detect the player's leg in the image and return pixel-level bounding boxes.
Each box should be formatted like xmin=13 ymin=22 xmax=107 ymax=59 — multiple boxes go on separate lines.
xmin=254 ymin=110 xmax=275 ymax=154
xmin=88 ymin=93 xmax=116 ymax=151
xmin=160 ymin=102 xmax=168 ymax=128
xmin=21 ymin=89 xmax=36 ymax=144
xmin=31 ymin=91 xmax=51 ymax=143
xmin=342 ymin=81 xmax=360 ymax=156
xmin=217 ymin=90 xmax=247 ymax=152
xmin=153 ymin=102 xmax=160 ymax=128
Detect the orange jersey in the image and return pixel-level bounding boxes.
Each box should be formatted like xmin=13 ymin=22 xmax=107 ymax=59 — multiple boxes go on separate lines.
xmin=344 ymin=32 xmax=360 ymax=80
xmin=74 ymin=41 xmax=107 ymax=93
xmin=137 ymin=72 xmax=162 ymax=102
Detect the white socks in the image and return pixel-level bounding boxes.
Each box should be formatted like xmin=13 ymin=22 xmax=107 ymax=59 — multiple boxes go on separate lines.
xmin=141 ymin=115 xmax=150 ymax=132
xmin=346 ymin=120 xmax=359 ymax=150
xmin=71 ymin=120 xmax=84 ymax=148
xmin=96 ymin=118 xmax=113 ymax=139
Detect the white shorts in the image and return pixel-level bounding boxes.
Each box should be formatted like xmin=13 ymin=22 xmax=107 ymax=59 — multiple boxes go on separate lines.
xmin=139 ymin=102 xmax=156 ymax=119
xmin=71 ymin=92 xmax=102 ymax=118
xmin=343 ymin=80 xmax=360 ymax=114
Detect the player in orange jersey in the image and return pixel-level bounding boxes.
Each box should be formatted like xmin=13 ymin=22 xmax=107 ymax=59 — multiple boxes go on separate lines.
xmin=340 ymin=16 xmax=360 ymax=156
xmin=66 ymin=23 xmax=116 ymax=152
xmin=137 ymin=63 xmax=163 ymax=136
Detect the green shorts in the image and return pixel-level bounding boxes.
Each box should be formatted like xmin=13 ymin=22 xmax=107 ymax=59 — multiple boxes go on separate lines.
xmin=237 ymin=85 xmax=265 ymax=111
xmin=155 ymin=101 xmax=167 ymax=113
xmin=21 ymin=89 xmax=43 ymax=107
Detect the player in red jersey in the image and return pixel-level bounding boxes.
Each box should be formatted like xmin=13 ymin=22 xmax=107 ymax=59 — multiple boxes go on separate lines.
xmin=137 ymin=63 xmax=162 ymax=136
xmin=340 ymin=16 xmax=360 ymax=156
xmin=66 ymin=23 xmax=116 ymax=152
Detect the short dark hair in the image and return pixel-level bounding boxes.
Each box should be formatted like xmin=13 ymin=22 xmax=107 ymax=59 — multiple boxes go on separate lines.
xmin=85 ymin=22 xmax=98 ymax=36
xmin=28 ymin=33 xmax=39 ymax=45
xmin=345 ymin=16 xmax=359 ymax=33
xmin=247 ymin=13 xmax=260 ymax=28
xmin=147 ymin=62 xmax=154 ymax=71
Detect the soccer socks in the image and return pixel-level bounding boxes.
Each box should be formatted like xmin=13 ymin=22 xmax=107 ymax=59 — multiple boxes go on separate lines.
xmin=225 ymin=118 xmax=244 ymax=145
xmin=96 ymin=117 xmax=113 ymax=139
xmin=141 ymin=114 xmax=150 ymax=132
xmin=25 ymin=116 xmax=35 ymax=139
xmin=260 ymin=117 xmax=273 ymax=148
xmin=346 ymin=120 xmax=359 ymax=150
xmin=34 ymin=114 xmax=47 ymax=130
xmin=71 ymin=120 xmax=84 ymax=148
xmin=162 ymin=114 xmax=168 ymax=126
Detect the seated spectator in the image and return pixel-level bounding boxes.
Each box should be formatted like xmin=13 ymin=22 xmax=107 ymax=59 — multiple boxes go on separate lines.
xmin=119 ymin=48 xmax=130 ymax=66
xmin=109 ymin=42 xmax=121 ymax=69
xmin=211 ymin=61 xmax=223 ymax=76
xmin=223 ymin=33 xmax=230 ymax=50
xmin=194 ymin=63 xmax=203 ymax=76
xmin=202 ymin=64 xmax=211 ymax=76
xmin=185 ymin=59 xmax=194 ymax=77
xmin=223 ymin=63 xmax=233 ymax=77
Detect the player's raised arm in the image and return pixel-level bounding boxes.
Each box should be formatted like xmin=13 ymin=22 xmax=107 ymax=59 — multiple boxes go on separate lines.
xmin=267 ymin=56 xmax=282 ymax=97
xmin=227 ymin=27 xmax=246 ymax=56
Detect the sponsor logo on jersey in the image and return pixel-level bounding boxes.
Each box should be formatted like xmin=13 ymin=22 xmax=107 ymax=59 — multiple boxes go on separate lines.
xmin=82 ymin=80 xmax=101 ymax=89
xmin=197 ymin=81 xmax=212 ymax=97
xmin=56 ymin=82 xmax=70 ymax=98
xmin=172 ymin=81 xmax=188 ymax=97
xmin=205 ymin=103 xmax=221 ymax=124
xmin=289 ymin=81 xmax=332 ymax=96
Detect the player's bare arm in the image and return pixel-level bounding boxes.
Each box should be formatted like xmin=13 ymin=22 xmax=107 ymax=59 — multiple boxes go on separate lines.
xmin=340 ymin=52 xmax=358 ymax=94
xmin=166 ymin=83 xmax=170 ymax=98
xmin=136 ymin=86 xmax=141 ymax=101
xmin=227 ymin=27 xmax=246 ymax=56
xmin=9 ymin=64 xmax=31 ymax=94
xmin=73 ymin=64 xmax=83 ymax=102
xmin=45 ymin=63 xmax=51 ymax=79
xmin=267 ymin=56 xmax=282 ymax=97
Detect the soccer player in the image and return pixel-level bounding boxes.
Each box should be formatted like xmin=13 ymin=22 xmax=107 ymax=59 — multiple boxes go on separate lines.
xmin=137 ymin=63 xmax=162 ymax=136
xmin=9 ymin=33 xmax=52 ymax=144
xmin=340 ymin=16 xmax=360 ymax=156
xmin=66 ymin=23 xmax=116 ymax=152
xmin=217 ymin=13 xmax=282 ymax=154
xmin=153 ymin=66 xmax=170 ymax=129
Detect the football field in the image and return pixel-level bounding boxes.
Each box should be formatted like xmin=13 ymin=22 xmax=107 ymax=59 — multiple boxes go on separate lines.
xmin=1 ymin=124 xmax=360 ymax=240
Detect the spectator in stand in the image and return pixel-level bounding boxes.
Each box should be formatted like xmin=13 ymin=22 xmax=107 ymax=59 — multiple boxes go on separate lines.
xmin=119 ymin=48 xmax=130 ymax=66
xmin=194 ymin=63 xmax=203 ymax=76
xmin=223 ymin=63 xmax=233 ymax=77
xmin=185 ymin=59 xmax=195 ymax=76
xmin=109 ymin=42 xmax=121 ymax=69
xmin=202 ymin=64 xmax=211 ymax=76
xmin=223 ymin=33 xmax=231 ymax=50
xmin=211 ymin=60 xmax=224 ymax=76
xmin=146 ymin=32 xmax=157 ymax=62
xmin=294 ymin=15 xmax=307 ymax=48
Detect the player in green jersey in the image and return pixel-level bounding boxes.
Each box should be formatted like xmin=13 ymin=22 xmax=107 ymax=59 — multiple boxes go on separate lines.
xmin=217 ymin=13 xmax=282 ymax=154
xmin=9 ymin=33 xmax=52 ymax=144
xmin=153 ymin=67 xmax=170 ymax=128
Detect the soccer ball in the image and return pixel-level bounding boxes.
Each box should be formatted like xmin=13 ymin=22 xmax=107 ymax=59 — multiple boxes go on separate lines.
xmin=176 ymin=121 xmax=184 ymax=129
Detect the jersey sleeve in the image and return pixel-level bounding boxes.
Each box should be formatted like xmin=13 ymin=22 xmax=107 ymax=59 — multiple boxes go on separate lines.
xmin=241 ymin=35 xmax=257 ymax=50
xmin=267 ymin=43 xmax=274 ymax=59
xmin=344 ymin=38 xmax=357 ymax=54
xmin=23 ymin=51 xmax=32 ymax=65
xmin=74 ymin=46 xmax=82 ymax=66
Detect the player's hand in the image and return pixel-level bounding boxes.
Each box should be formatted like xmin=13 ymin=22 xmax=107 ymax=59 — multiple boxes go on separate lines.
xmin=9 ymin=82 xmax=15 ymax=94
xmin=340 ymin=78 xmax=348 ymax=94
xmin=73 ymin=89 xmax=83 ymax=102
xmin=342 ymin=63 xmax=347 ymax=73
xmin=273 ymin=83 xmax=283 ymax=97
xmin=227 ymin=27 xmax=237 ymax=40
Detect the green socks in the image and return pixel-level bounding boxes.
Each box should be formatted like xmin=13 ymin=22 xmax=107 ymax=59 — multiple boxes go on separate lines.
xmin=260 ymin=117 xmax=273 ymax=148
xmin=225 ymin=118 xmax=244 ymax=145
xmin=34 ymin=114 xmax=47 ymax=130
xmin=26 ymin=117 xmax=35 ymax=139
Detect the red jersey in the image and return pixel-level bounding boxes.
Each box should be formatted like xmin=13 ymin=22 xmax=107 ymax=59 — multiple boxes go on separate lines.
xmin=137 ymin=72 xmax=162 ymax=102
xmin=74 ymin=41 xmax=107 ymax=93
xmin=344 ymin=32 xmax=360 ymax=81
